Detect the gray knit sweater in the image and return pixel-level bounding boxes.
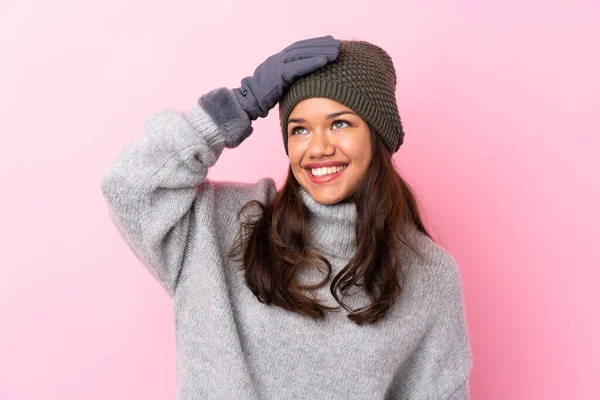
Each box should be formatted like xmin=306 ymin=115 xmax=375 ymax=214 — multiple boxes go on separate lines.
xmin=100 ymin=87 xmax=472 ymax=399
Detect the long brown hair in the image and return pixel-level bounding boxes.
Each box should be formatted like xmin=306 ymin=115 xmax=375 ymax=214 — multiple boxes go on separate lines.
xmin=229 ymin=127 xmax=432 ymax=325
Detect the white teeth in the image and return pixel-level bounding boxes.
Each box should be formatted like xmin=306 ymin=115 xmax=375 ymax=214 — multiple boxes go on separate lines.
xmin=311 ymin=165 xmax=348 ymax=177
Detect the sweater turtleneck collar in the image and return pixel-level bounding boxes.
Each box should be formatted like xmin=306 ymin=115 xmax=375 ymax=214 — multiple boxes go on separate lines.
xmin=298 ymin=186 xmax=357 ymax=260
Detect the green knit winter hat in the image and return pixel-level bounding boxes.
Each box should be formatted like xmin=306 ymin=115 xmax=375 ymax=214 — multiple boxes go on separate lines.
xmin=278 ymin=40 xmax=405 ymax=155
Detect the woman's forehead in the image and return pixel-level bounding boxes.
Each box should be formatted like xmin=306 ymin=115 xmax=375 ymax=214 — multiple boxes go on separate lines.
xmin=290 ymin=98 xmax=356 ymax=118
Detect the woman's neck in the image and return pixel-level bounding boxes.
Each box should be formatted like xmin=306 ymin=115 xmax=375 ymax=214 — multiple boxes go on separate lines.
xmin=298 ymin=186 xmax=357 ymax=260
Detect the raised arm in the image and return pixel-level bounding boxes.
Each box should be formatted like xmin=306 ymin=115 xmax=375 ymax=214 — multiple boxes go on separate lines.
xmin=100 ymin=88 xmax=251 ymax=296
xmin=100 ymin=36 xmax=341 ymax=296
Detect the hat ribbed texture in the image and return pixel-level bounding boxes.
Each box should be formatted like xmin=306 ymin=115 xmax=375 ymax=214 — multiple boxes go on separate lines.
xmin=278 ymin=40 xmax=405 ymax=155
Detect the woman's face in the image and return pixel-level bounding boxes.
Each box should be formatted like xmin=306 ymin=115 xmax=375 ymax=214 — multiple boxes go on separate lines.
xmin=287 ymin=97 xmax=372 ymax=205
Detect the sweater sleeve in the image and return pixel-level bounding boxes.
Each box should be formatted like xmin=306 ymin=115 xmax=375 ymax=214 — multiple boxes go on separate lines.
xmin=389 ymin=258 xmax=473 ymax=399
xmin=100 ymin=87 xmax=252 ymax=297
xmin=448 ymin=380 xmax=470 ymax=400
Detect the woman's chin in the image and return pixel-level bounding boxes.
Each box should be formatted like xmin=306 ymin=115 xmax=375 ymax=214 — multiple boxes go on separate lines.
xmin=306 ymin=186 xmax=349 ymax=205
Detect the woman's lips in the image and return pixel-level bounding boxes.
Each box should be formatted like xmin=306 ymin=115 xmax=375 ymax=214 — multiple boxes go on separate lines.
xmin=307 ymin=166 xmax=347 ymax=184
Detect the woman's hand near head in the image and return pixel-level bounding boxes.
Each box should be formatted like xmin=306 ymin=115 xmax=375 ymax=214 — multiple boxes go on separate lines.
xmin=234 ymin=35 xmax=341 ymax=121
xmin=199 ymin=35 xmax=341 ymax=149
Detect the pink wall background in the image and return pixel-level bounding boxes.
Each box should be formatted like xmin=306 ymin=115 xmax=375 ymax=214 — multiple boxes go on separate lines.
xmin=1 ymin=0 xmax=598 ymax=399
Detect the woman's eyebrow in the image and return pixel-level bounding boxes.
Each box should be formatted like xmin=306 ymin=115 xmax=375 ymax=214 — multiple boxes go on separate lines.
xmin=288 ymin=111 xmax=357 ymax=124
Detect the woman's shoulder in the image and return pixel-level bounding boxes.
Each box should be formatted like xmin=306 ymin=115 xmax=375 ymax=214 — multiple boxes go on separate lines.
xmin=399 ymin=225 xmax=465 ymax=301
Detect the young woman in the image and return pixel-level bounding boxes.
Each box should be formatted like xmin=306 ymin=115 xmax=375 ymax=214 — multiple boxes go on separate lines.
xmin=101 ymin=35 xmax=472 ymax=399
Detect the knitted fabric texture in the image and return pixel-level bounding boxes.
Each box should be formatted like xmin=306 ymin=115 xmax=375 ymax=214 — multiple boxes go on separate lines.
xmin=278 ymin=40 xmax=405 ymax=155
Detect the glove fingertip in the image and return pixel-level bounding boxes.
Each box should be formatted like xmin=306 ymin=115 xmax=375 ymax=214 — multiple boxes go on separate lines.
xmin=315 ymin=55 xmax=328 ymax=67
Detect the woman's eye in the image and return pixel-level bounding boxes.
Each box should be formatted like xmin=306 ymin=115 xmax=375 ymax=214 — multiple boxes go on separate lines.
xmin=291 ymin=120 xmax=351 ymax=135
xmin=291 ymin=127 xmax=307 ymax=135
xmin=332 ymin=120 xmax=350 ymax=129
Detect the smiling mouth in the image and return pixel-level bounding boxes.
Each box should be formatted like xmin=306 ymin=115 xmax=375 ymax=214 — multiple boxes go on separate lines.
xmin=308 ymin=164 xmax=349 ymax=177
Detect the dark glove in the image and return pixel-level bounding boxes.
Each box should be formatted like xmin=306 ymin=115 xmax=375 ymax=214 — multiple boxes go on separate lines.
xmin=233 ymin=35 xmax=341 ymax=121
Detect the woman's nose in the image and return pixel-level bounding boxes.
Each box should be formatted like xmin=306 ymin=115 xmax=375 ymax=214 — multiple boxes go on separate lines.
xmin=307 ymin=131 xmax=335 ymax=157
